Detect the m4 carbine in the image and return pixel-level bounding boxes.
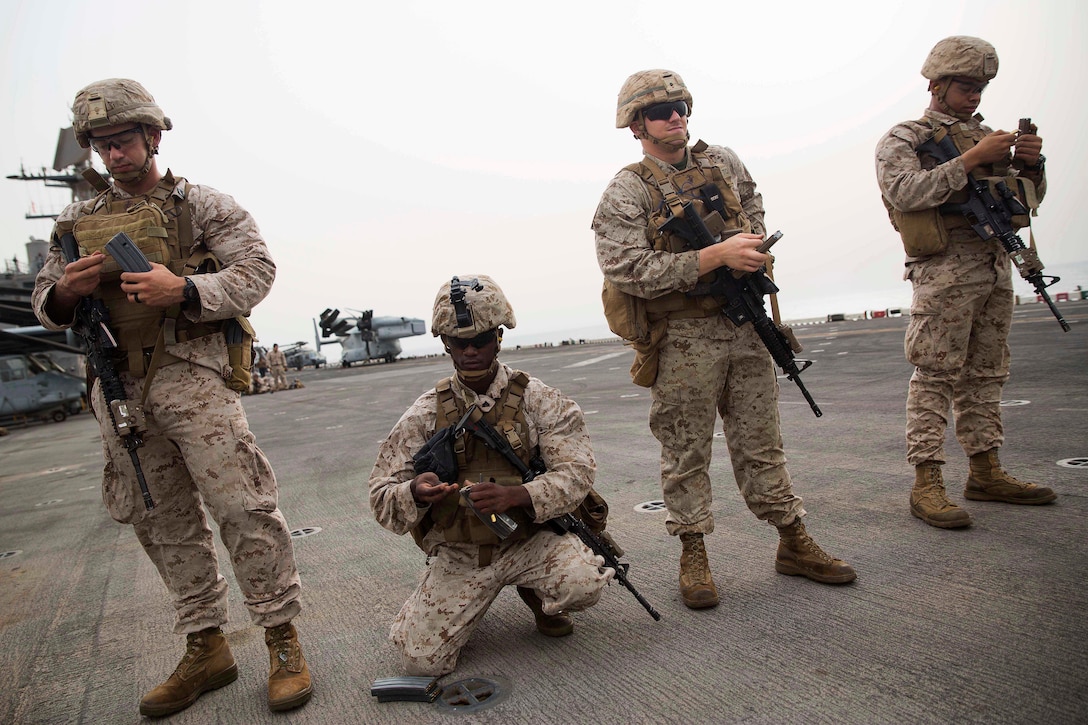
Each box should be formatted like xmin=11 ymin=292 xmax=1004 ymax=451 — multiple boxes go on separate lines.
xmin=414 ymin=405 xmax=661 ymax=620
xmin=59 ymin=233 xmax=155 ymax=509
xmin=916 ymin=119 xmax=1069 ymax=332
xmin=660 ymin=199 xmax=823 ymax=417
xmin=460 ymin=411 xmax=661 ymax=621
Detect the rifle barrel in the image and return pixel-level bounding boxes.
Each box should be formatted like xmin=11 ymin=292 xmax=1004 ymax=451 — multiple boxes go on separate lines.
xmin=789 ymin=373 xmax=823 ymax=417
xmin=1029 ymin=277 xmax=1071 ymax=332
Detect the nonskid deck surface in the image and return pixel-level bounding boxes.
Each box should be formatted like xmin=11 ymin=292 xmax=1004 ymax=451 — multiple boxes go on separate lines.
xmin=2 ymin=302 xmax=1085 ymax=724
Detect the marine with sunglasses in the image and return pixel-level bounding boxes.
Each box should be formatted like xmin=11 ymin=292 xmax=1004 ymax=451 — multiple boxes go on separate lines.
xmin=369 ymin=275 xmax=611 ymax=676
xmin=592 ymin=69 xmax=856 ymax=610
xmin=31 ymin=79 xmax=313 ymax=716
xmin=875 ymin=37 xmax=1055 ymax=529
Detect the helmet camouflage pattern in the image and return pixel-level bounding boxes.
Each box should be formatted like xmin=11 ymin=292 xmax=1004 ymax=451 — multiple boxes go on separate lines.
xmin=71 ymin=78 xmax=173 ymax=149
xmin=431 ymin=274 xmax=516 ymax=337
xmin=615 ymin=69 xmax=693 ymax=128
xmin=921 ymin=36 xmax=998 ymax=82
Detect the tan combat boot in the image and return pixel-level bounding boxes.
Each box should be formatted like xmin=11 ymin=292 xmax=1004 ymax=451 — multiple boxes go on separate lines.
xmin=265 ymin=622 xmax=313 ymax=712
xmin=965 ymin=450 xmax=1057 ymax=505
xmin=517 ymin=586 xmax=574 ymax=637
xmin=139 ymin=627 xmax=238 ymax=717
xmin=679 ymin=533 xmax=719 ymax=609
xmin=775 ymin=520 xmax=857 ymax=584
xmin=911 ymin=464 xmax=972 ymax=528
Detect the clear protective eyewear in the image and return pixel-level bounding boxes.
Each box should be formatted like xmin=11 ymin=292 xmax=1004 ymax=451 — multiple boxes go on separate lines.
xmin=88 ymin=126 xmax=144 ymax=153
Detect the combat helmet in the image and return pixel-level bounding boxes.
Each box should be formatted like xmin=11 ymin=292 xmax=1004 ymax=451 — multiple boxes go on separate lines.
xmin=71 ymin=78 xmax=173 ymax=149
xmin=616 ymin=69 xmax=692 ymax=128
xmin=921 ymin=36 xmax=998 ymax=82
xmin=431 ymin=275 xmax=516 ymax=338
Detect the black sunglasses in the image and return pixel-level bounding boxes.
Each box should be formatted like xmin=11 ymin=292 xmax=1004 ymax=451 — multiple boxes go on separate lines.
xmin=447 ymin=330 xmax=498 ymax=350
xmin=642 ymin=101 xmax=688 ymax=122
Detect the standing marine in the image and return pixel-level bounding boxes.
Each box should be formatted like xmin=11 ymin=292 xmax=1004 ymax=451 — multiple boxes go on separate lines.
xmin=875 ymin=37 xmax=1057 ymax=529
xmin=592 ymin=69 xmax=856 ymax=610
xmin=268 ymin=342 xmax=288 ymax=391
xmin=31 ymin=78 xmax=313 ymax=716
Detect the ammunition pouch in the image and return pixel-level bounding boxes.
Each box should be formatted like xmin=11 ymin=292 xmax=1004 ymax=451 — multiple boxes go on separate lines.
xmin=223 ymin=316 xmax=256 ymax=392
xmin=601 ymin=279 xmax=668 ymax=387
xmin=601 ymin=279 xmax=651 ymax=345
xmin=886 ymin=203 xmax=952 ymax=258
xmin=72 ymin=200 xmax=174 ymax=281
xmin=627 ymin=317 xmax=669 ymax=388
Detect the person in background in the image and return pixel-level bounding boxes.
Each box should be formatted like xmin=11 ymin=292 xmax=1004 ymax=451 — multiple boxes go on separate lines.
xmin=268 ymin=342 xmax=288 ymax=391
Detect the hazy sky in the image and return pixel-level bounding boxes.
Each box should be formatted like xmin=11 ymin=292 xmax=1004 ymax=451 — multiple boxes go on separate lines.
xmin=2 ymin=0 xmax=1084 ymax=359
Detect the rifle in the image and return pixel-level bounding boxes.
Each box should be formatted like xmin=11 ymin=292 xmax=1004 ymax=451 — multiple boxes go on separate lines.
xmin=660 ymin=198 xmax=823 ymax=417
xmin=416 ymin=406 xmax=661 ymax=620
xmin=916 ymin=119 xmax=1069 ymax=332
xmin=59 ymin=233 xmax=155 ymax=510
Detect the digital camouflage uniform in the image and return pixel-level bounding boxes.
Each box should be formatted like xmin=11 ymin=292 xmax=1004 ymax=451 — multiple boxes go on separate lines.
xmin=875 ymin=36 xmax=1056 ymax=528
xmin=369 ymin=362 xmax=611 ymax=676
xmin=876 ymin=110 xmax=1046 ymax=467
xmin=592 ymin=146 xmax=805 ymax=535
xmin=33 ymin=181 xmax=303 ymax=633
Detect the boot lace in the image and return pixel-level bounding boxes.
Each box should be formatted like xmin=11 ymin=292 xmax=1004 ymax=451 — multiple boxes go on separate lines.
xmin=915 ymin=485 xmax=957 ymax=511
xmin=915 ymin=469 xmax=958 ymax=511
xmin=795 ymin=533 xmax=835 ymax=565
xmin=681 ymin=536 xmax=710 ymax=582
xmin=173 ymin=633 xmax=206 ymax=676
xmin=267 ymin=626 xmax=295 ymax=672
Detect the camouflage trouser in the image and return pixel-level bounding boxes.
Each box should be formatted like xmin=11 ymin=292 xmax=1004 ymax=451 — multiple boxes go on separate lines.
xmin=649 ymin=316 xmax=805 ymax=536
xmin=92 ymin=360 xmax=302 ymax=634
xmin=390 ymin=530 xmax=611 ymax=676
xmin=271 ymin=366 xmax=287 ymax=390
xmin=904 ymin=249 xmax=1013 ymax=466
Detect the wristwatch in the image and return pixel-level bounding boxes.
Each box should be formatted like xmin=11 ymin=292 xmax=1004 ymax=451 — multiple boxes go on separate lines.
xmin=1026 ymin=154 xmax=1046 ymax=172
xmin=182 ymin=277 xmax=200 ymax=303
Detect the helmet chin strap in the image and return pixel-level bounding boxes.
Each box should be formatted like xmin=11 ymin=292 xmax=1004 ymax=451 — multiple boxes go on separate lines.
xmin=635 ymin=120 xmax=689 ymax=151
xmin=931 ymin=80 xmax=974 ymax=121
xmin=456 ymin=359 xmax=499 ymax=383
xmin=111 ymin=124 xmax=158 ymax=184
xmin=446 ymin=329 xmax=502 ymax=383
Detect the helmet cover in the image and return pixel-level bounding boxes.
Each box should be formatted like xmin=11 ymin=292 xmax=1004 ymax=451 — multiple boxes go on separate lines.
xmin=71 ymin=78 xmax=172 ymax=149
xmin=431 ymin=274 xmax=516 ymax=337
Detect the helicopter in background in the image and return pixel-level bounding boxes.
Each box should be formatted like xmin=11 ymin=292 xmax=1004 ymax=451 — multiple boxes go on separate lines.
xmin=281 ymin=341 xmax=326 ymax=370
xmin=314 ymin=308 xmax=426 ymax=367
xmin=0 ymin=350 xmax=86 ymax=425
